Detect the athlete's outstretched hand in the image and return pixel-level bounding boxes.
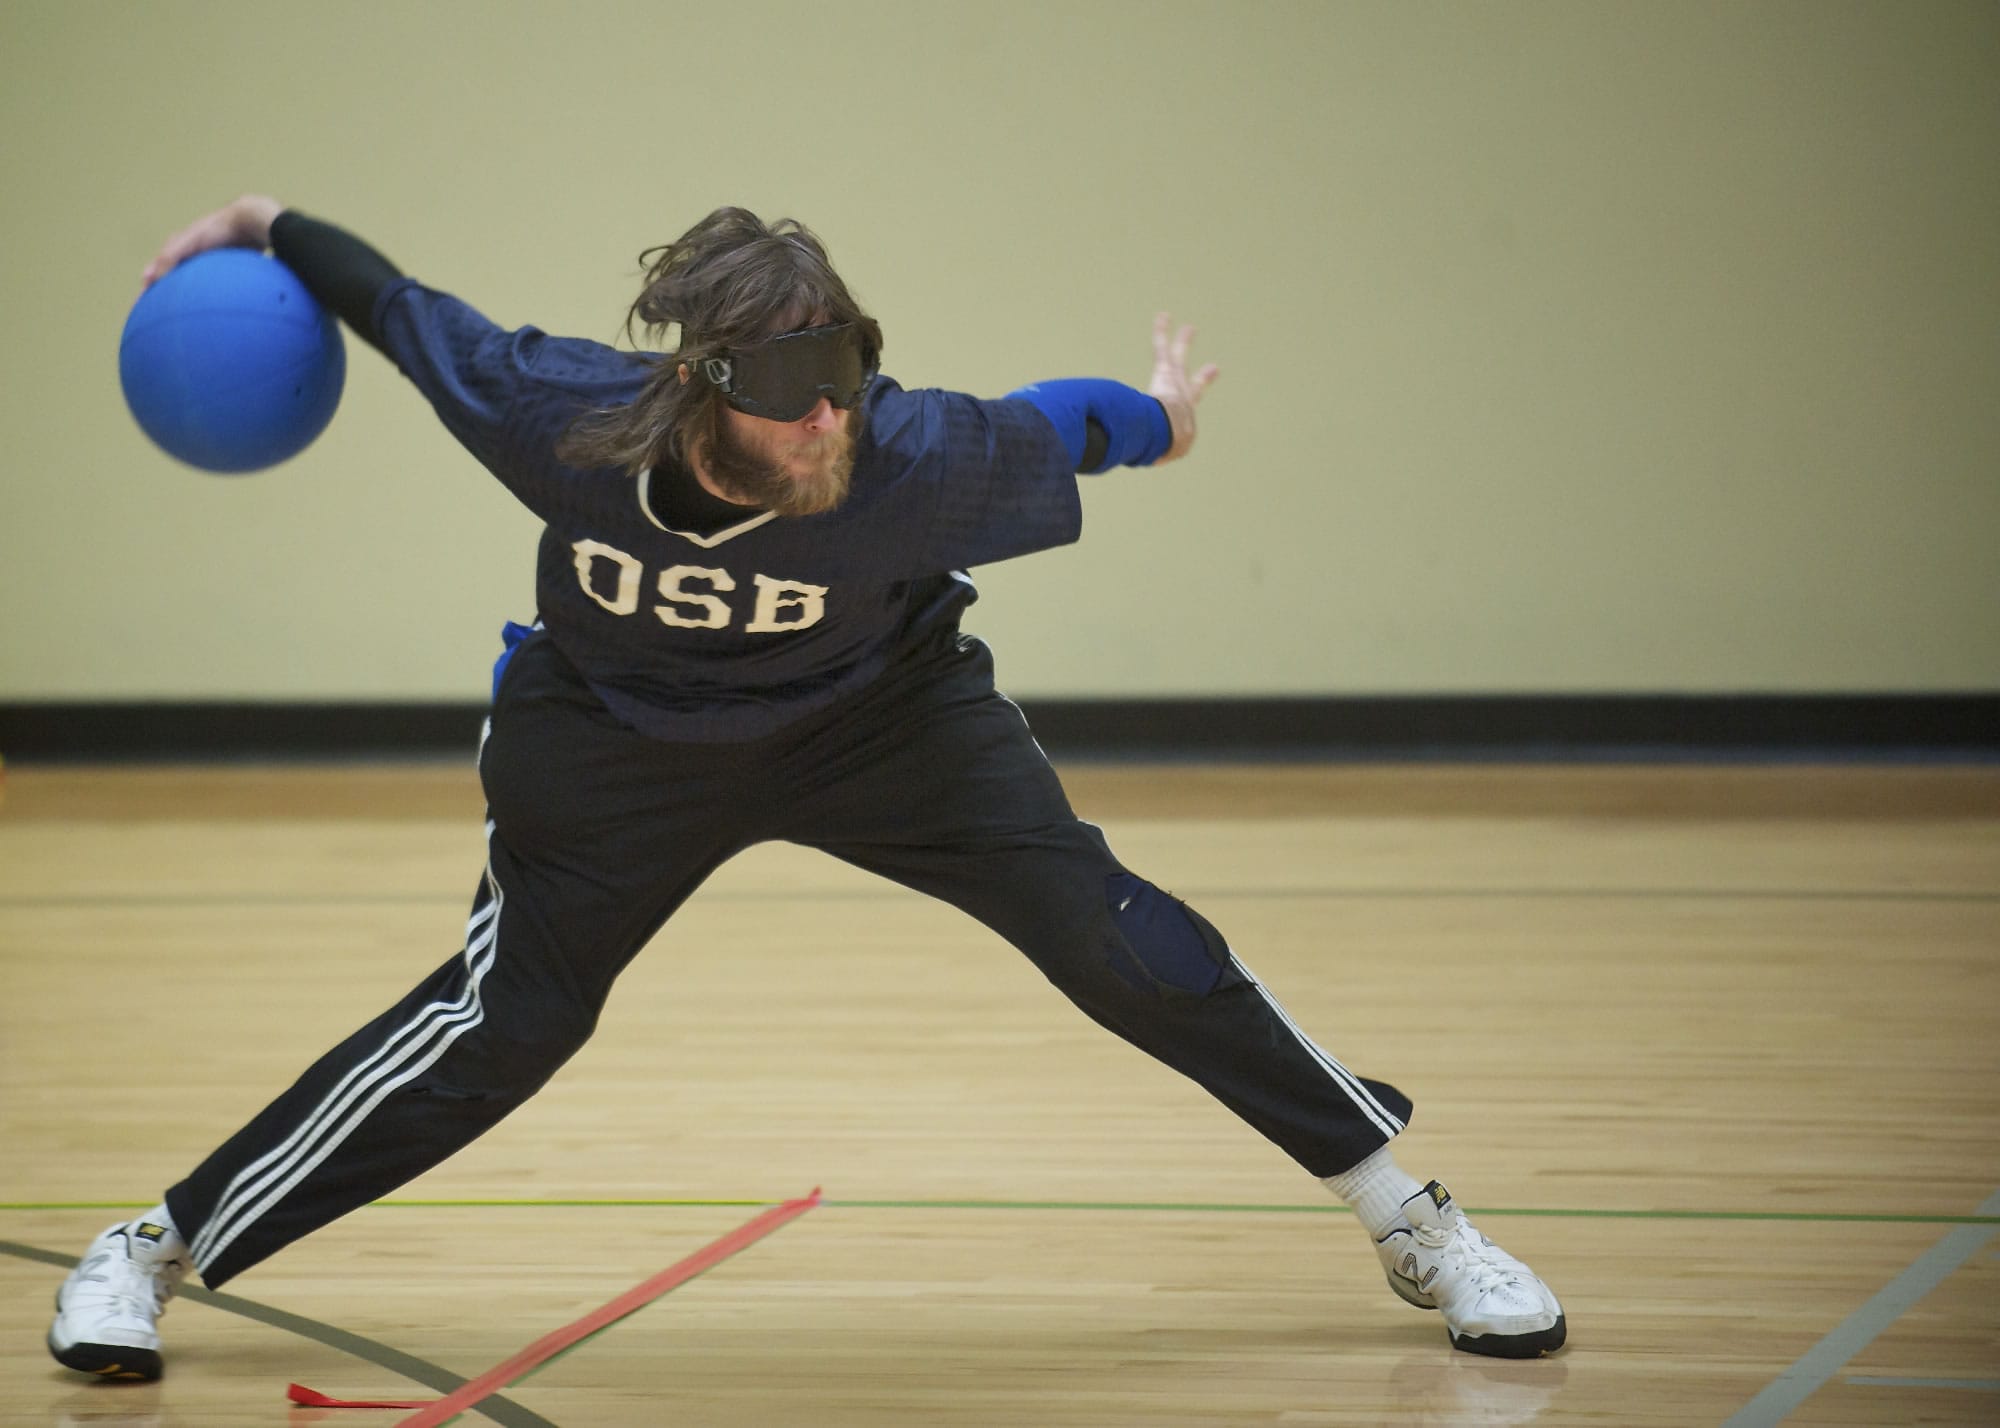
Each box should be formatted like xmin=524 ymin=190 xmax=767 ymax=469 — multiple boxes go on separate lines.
xmin=1149 ymin=312 xmax=1220 ymax=463
xmin=141 ymin=194 xmax=285 ymax=287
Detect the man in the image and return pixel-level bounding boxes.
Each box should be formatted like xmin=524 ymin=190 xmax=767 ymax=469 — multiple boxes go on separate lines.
xmin=50 ymin=196 xmax=1565 ymax=1382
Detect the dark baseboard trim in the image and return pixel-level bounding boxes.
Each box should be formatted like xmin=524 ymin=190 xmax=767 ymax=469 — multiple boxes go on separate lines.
xmin=0 ymin=695 xmax=1994 ymax=763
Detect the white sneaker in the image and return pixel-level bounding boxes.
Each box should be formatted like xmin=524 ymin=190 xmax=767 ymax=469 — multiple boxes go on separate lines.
xmin=1374 ymin=1181 xmax=1566 ymax=1358
xmin=48 ymin=1220 xmax=192 ymax=1381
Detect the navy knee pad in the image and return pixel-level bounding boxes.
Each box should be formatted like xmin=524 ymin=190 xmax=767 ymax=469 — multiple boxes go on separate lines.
xmin=1103 ymin=873 xmax=1242 ymax=997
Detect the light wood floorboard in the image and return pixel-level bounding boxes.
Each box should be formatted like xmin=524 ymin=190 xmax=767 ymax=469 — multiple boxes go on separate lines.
xmin=2 ymin=763 xmax=1995 ymax=1425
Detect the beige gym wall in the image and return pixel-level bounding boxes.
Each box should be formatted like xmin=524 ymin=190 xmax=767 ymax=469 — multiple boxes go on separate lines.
xmin=1 ymin=0 xmax=1994 ymax=701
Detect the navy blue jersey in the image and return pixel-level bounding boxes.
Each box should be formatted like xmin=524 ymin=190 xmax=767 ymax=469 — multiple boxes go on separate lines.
xmin=374 ymin=279 xmax=1082 ymax=741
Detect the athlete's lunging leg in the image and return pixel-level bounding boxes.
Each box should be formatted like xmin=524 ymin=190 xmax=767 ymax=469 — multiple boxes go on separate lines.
xmin=790 ymin=638 xmax=1565 ymax=1358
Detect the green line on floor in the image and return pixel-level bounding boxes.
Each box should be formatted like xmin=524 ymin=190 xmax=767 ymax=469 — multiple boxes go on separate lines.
xmin=5 ymin=1199 xmax=1996 ymax=1224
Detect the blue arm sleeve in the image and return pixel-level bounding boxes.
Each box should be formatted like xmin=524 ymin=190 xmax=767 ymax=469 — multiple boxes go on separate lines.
xmin=1006 ymin=378 xmax=1172 ymax=473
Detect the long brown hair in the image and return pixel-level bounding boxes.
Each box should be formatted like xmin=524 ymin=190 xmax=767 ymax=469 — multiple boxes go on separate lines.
xmin=556 ymin=207 xmax=882 ymax=476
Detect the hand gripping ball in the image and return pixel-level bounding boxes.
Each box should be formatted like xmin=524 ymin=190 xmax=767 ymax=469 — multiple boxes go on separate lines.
xmin=119 ymin=249 xmax=345 ymax=473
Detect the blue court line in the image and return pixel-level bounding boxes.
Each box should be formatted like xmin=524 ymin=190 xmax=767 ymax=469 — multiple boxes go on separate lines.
xmin=1721 ymin=1186 xmax=2000 ymax=1426
xmin=1844 ymin=1376 xmax=2000 ymax=1391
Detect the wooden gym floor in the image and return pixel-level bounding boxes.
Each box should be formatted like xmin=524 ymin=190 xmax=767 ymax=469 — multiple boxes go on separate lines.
xmin=1 ymin=761 xmax=1996 ymax=1425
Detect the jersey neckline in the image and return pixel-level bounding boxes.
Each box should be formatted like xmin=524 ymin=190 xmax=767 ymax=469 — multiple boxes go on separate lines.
xmin=635 ymin=467 xmax=778 ymax=547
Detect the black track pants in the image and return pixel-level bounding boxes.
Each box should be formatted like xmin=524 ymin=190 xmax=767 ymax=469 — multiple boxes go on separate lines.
xmin=167 ymin=629 xmax=1410 ymax=1287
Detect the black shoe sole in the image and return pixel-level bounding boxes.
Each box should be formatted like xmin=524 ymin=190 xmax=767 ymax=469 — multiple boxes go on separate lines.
xmin=47 ymin=1334 xmax=164 ymax=1382
xmin=1448 ymin=1312 xmax=1567 ymax=1359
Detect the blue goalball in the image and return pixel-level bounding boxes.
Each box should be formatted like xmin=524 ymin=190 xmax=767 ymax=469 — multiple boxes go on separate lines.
xmin=119 ymin=248 xmax=346 ymax=473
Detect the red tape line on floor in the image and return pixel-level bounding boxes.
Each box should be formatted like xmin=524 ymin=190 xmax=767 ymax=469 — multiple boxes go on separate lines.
xmin=287 ymin=1383 xmax=431 ymax=1409
xmin=286 ymin=1187 xmax=822 ymax=1423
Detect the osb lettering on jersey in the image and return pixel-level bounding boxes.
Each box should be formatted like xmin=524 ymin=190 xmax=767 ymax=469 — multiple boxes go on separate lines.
xmin=571 ymin=538 xmax=830 ymax=634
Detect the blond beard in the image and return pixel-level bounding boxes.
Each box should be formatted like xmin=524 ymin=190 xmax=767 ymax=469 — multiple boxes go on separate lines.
xmin=704 ymin=409 xmax=858 ymax=517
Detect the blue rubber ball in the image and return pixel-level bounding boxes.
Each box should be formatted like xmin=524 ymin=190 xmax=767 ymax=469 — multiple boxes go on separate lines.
xmin=119 ymin=249 xmax=345 ymax=473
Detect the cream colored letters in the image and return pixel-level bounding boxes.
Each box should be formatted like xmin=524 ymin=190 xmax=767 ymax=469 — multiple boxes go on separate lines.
xmin=571 ymin=539 xmax=642 ymax=615
xmin=571 ymin=539 xmax=827 ymax=633
xmin=745 ymin=575 xmax=829 ymax=632
xmin=655 ymin=565 xmax=736 ymax=629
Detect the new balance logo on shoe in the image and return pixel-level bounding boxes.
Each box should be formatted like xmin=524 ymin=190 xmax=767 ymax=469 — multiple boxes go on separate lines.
xmin=1389 ymin=1245 xmax=1439 ymax=1293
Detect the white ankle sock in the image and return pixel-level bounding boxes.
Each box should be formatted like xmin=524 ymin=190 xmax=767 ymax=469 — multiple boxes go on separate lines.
xmin=133 ymin=1203 xmax=188 ymax=1257
xmin=1321 ymin=1147 xmax=1424 ymax=1238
